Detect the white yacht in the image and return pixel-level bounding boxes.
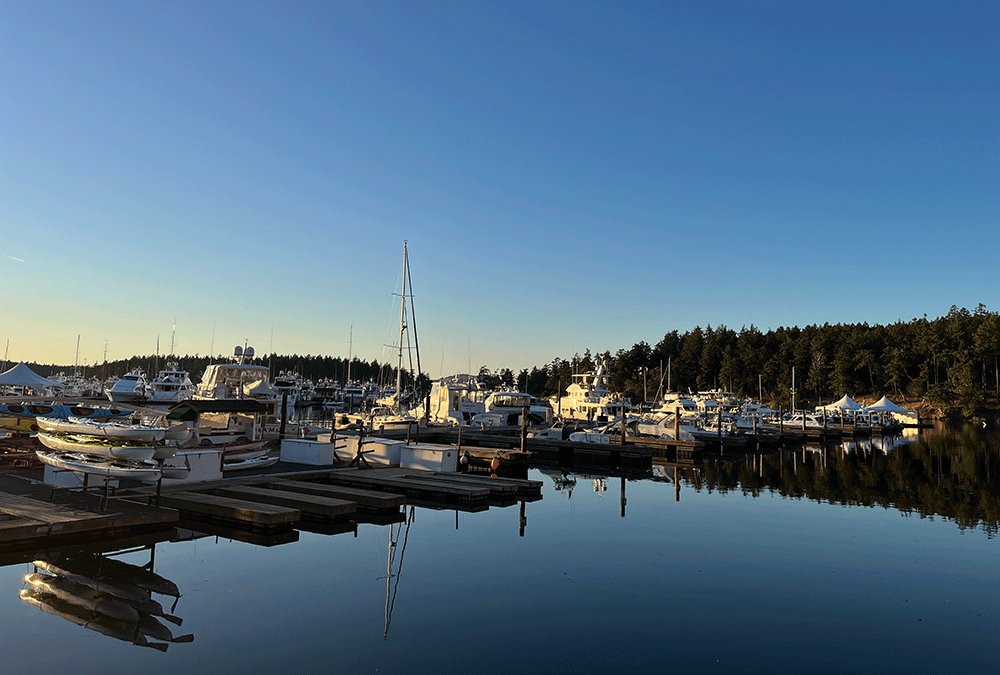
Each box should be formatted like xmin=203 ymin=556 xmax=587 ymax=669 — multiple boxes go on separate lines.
xmin=271 ymin=370 xmax=302 ymax=408
xmin=421 ymin=376 xmax=486 ymax=426
xmin=146 ymin=362 xmax=195 ymax=404
xmin=195 ymin=346 xmax=279 ymax=414
xmin=555 ymin=356 xmax=629 ymax=423
xmin=106 ymin=369 xmax=149 ymax=403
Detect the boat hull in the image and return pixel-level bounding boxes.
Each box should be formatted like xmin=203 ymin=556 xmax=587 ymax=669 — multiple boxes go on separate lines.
xmin=37 ymin=416 xmax=166 ymax=443
xmin=36 ymin=450 xmax=162 ymax=480
xmin=37 ymin=432 xmax=157 ymax=461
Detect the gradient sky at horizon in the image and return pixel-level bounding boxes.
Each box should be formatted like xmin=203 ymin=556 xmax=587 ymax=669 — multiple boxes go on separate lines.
xmin=2 ymin=1 xmax=997 ymax=375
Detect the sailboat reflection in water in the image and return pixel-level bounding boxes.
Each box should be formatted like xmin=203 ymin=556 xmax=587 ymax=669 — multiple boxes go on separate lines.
xmin=382 ymin=506 xmax=415 ymax=640
xmin=19 ymin=545 xmax=193 ymax=651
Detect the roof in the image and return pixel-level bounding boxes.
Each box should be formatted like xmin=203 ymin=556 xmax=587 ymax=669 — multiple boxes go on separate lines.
xmin=0 ymin=362 xmax=63 ymax=391
xmin=166 ymin=399 xmax=268 ymax=420
xmin=821 ymin=395 xmax=862 ymax=411
xmin=863 ymin=396 xmax=915 ymax=414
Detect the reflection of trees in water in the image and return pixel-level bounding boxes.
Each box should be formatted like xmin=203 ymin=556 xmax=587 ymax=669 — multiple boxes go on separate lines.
xmin=692 ymin=428 xmax=1000 ymax=536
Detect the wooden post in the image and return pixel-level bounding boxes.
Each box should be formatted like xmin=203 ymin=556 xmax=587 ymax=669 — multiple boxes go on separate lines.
xmin=674 ymin=413 xmax=680 ymax=441
xmin=521 ymin=407 xmax=528 ymax=453
xmin=779 ymin=409 xmax=784 ymax=433
xmin=801 ymin=412 xmax=806 ymax=432
xmin=620 ymin=410 xmax=627 ymax=446
xmin=457 ymin=426 xmax=462 ymax=450
xmin=752 ymin=416 xmax=758 ymax=435
xmin=279 ymin=392 xmax=288 ymax=439
xmin=717 ymin=406 xmax=722 ymax=438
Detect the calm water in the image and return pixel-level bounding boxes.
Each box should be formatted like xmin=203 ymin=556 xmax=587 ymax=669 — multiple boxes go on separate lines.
xmin=2 ymin=425 xmax=999 ymax=674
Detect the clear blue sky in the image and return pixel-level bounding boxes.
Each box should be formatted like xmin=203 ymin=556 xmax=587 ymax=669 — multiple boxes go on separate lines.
xmin=2 ymin=1 xmax=997 ymax=375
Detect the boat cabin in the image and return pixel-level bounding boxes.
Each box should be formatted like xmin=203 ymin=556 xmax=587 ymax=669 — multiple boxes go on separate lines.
xmin=166 ymin=399 xmax=268 ymax=446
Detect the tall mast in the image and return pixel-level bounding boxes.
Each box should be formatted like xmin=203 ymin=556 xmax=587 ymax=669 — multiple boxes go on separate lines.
xmin=395 ymin=243 xmax=408 ymax=414
xmin=170 ymin=318 xmax=176 ymax=357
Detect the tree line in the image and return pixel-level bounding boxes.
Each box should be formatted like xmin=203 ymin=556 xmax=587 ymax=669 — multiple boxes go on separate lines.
xmin=486 ymin=304 xmax=1000 ymax=416
xmin=18 ymin=305 xmax=1000 ymax=416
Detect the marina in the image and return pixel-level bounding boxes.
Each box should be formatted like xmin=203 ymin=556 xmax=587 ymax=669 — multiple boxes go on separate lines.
xmin=0 ymin=422 xmax=997 ymax=673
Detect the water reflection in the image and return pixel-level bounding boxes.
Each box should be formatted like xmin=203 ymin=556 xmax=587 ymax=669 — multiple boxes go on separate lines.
xmin=20 ymin=545 xmax=192 ymax=651
xmin=382 ymin=506 xmax=414 ymax=640
xmin=690 ymin=428 xmax=1000 ymax=535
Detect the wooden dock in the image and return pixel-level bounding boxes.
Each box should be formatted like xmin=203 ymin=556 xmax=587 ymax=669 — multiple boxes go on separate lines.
xmin=0 ymin=474 xmax=177 ymax=552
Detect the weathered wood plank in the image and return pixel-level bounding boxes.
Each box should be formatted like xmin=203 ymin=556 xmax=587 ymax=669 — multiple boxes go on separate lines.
xmin=265 ymin=479 xmax=404 ymax=510
xmin=210 ymin=486 xmax=357 ymax=518
xmin=157 ymin=492 xmax=299 ymax=526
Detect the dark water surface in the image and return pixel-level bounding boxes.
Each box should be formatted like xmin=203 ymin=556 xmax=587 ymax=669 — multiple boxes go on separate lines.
xmin=2 ymin=426 xmax=999 ymax=674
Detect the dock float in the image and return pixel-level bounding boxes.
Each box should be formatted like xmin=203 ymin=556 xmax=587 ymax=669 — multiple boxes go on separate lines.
xmin=264 ymin=478 xmax=406 ymax=511
xmin=209 ymin=485 xmax=357 ymax=521
xmin=155 ymin=492 xmax=299 ymax=531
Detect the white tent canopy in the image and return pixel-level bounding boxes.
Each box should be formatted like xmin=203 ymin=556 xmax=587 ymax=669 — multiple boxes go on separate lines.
xmin=0 ymin=362 xmax=63 ymax=393
xmin=863 ymin=396 xmax=915 ymax=414
xmin=821 ymin=394 xmax=863 ymax=411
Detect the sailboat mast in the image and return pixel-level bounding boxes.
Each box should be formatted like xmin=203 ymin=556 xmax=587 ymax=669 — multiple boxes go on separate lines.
xmin=405 ymin=244 xmax=422 ymax=399
xmin=395 ymin=243 xmax=408 ymax=414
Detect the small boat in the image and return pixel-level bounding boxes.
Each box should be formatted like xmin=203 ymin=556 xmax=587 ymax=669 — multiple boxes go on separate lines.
xmin=36 ymin=416 xmax=167 ymax=443
xmin=0 ymin=403 xmax=130 ymax=432
xmin=23 ymin=573 xmax=140 ymax=623
xmin=36 ymin=450 xmax=162 ymax=481
xmin=37 ymin=432 xmax=157 ymax=461
xmin=222 ymin=454 xmax=279 ymax=471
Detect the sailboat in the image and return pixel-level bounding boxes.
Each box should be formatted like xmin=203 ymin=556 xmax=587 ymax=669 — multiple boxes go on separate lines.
xmin=369 ymin=242 xmax=422 ymax=430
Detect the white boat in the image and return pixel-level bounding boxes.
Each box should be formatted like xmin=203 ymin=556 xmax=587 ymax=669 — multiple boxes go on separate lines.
xmin=36 ymin=416 xmax=167 ymax=443
xmin=37 ymin=432 xmax=157 ymax=462
xmin=420 ymin=376 xmax=486 ymax=426
xmin=195 ymin=346 xmax=279 ymax=413
xmin=106 ymin=369 xmax=149 ymax=403
xmin=36 ymin=450 xmax=162 ymax=480
xmin=271 ymin=371 xmax=301 ymax=408
xmin=222 ymin=454 xmax=279 ymax=471
xmin=555 ymin=356 xmax=630 ymax=423
xmin=146 ymin=363 xmax=195 ymax=404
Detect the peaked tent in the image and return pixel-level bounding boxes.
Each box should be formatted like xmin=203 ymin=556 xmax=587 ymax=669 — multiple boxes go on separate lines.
xmin=863 ymin=396 xmax=915 ymax=414
xmin=0 ymin=362 xmax=63 ymax=393
xmin=822 ymin=394 xmax=863 ymax=411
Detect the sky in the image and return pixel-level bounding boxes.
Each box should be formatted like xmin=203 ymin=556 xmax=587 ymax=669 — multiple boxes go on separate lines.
xmin=1 ymin=1 xmax=997 ymax=376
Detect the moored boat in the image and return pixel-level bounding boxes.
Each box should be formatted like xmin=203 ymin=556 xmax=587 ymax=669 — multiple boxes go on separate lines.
xmin=36 ymin=416 xmax=167 ymax=443
xmin=37 ymin=432 xmax=157 ymax=462
xmin=36 ymin=450 xmax=162 ymax=480
xmin=222 ymin=454 xmax=279 ymax=471
xmin=106 ymin=369 xmax=150 ymax=403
